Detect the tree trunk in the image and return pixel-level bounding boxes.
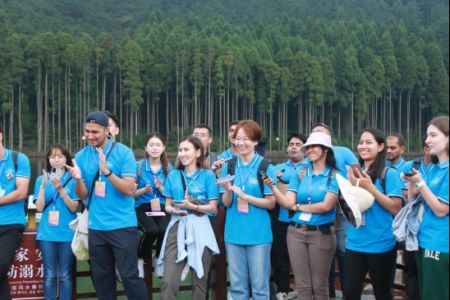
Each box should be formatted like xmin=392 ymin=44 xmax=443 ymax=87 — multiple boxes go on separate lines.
xmin=9 ymin=87 xmax=14 ymax=149
xmin=18 ymin=84 xmax=23 ymax=151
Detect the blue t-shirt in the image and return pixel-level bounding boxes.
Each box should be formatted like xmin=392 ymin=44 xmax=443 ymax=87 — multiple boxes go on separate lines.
xmin=163 ymin=168 xmax=219 ymax=204
xmin=220 ymin=154 xmax=277 ymax=245
xmin=287 ymin=163 xmax=339 ymax=226
xmin=135 ymin=160 xmax=174 ymax=207
xmin=34 ymin=172 xmax=79 ymax=242
xmin=275 ymin=160 xmax=308 ymax=223
xmin=386 ymin=157 xmax=413 ymax=190
xmin=218 ymin=148 xmax=237 ymax=160
xmin=75 ymin=139 xmax=137 ymax=231
xmin=346 ymin=168 xmax=404 ymax=253
xmin=0 ymin=150 xmax=31 ymax=226
xmin=418 ymin=161 xmax=449 ymax=253
xmin=333 ymin=146 xmax=358 ymax=179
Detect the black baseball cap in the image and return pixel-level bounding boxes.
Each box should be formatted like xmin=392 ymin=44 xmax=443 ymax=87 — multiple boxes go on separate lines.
xmin=85 ymin=111 xmax=109 ymax=127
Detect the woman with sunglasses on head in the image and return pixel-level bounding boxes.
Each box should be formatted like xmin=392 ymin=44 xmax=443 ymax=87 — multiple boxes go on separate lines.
xmin=134 ymin=133 xmax=173 ymax=277
xmin=402 ymin=116 xmax=449 ymax=300
xmin=34 ymin=145 xmax=79 ymax=300
xmin=344 ymin=129 xmax=403 ymax=300
xmin=219 ymin=120 xmax=277 ymax=300
xmin=156 ymin=136 xmax=219 ymax=300
xmin=265 ymin=132 xmax=339 ymax=300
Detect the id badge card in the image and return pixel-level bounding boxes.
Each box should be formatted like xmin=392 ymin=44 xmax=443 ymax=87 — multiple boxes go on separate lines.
xmin=237 ymin=197 xmax=249 ymax=214
xmin=48 ymin=210 xmax=60 ymax=226
xmin=151 ymin=197 xmax=162 ymax=212
xmin=299 ymin=212 xmax=312 ymax=222
xmin=95 ymin=181 xmax=106 ymax=198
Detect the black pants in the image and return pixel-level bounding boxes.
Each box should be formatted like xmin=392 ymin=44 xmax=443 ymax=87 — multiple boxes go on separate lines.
xmin=136 ymin=204 xmax=171 ymax=259
xmin=89 ymin=228 xmax=148 ymax=300
xmin=404 ymin=250 xmax=420 ymax=300
xmin=270 ymin=206 xmax=291 ymax=293
xmin=343 ymin=248 xmax=396 ymax=300
xmin=0 ymin=225 xmax=24 ymax=300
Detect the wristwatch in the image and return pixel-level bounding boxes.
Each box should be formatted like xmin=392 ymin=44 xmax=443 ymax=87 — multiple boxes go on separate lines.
xmin=104 ymin=170 xmax=113 ymax=177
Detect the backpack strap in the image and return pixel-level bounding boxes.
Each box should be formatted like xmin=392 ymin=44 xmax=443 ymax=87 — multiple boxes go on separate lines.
xmin=257 ymin=158 xmax=271 ymax=195
xmin=380 ymin=166 xmax=390 ymax=193
xmin=180 ymin=170 xmax=187 ymax=196
xmin=12 ymin=151 xmax=19 ymax=171
xmin=136 ymin=160 xmax=143 ymax=184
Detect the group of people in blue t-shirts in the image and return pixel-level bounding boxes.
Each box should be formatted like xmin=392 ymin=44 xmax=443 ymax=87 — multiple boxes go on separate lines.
xmin=0 ymin=111 xmax=448 ymax=300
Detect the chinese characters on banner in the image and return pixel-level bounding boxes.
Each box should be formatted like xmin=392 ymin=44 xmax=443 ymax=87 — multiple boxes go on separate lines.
xmin=8 ymin=230 xmax=44 ymax=300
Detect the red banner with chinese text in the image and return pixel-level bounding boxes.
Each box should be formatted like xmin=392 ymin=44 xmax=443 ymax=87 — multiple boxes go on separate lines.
xmin=8 ymin=230 xmax=44 ymax=300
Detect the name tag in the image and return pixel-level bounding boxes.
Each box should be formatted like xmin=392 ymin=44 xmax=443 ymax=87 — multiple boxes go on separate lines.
xmin=95 ymin=181 xmax=106 ymax=198
xmin=299 ymin=213 xmax=312 ymax=222
xmin=48 ymin=211 xmax=60 ymax=226
xmin=151 ymin=198 xmax=162 ymax=212
xmin=237 ymin=197 xmax=249 ymax=214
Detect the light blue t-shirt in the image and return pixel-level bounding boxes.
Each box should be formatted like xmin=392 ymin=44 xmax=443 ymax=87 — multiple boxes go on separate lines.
xmin=0 ymin=150 xmax=31 ymax=226
xmin=220 ymin=154 xmax=277 ymax=245
xmin=333 ymin=146 xmax=358 ymax=178
xmin=287 ymin=163 xmax=339 ymax=226
xmin=386 ymin=157 xmax=413 ymax=190
xmin=75 ymin=139 xmax=138 ymax=231
xmin=163 ymin=168 xmax=219 ymax=204
xmin=218 ymin=148 xmax=237 ymax=160
xmin=34 ymin=172 xmax=79 ymax=242
xmin=346 ymin=167 xmax=404 ymax=253
xmin=135 ymin=160 xmax=174 ymax=207
xmin=418 ymin=161 xmax=449 ymax=253
xmin=275 ymin=160 xmax=308 ymax=223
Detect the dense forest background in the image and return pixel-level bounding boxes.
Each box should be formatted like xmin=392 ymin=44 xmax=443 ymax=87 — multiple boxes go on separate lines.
xmin=0 ymin=0 xmax=448 ymax=154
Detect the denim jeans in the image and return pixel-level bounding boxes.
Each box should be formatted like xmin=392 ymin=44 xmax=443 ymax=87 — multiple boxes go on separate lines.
xmin=226 ymin=243 xmax=272 ymax=300
xmin=39 ymin=241 xmax=74 ymax=300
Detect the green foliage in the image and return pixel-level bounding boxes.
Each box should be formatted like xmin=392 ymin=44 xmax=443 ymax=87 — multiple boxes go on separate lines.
xmin=0 ymin=0 xmax=448 ymax=152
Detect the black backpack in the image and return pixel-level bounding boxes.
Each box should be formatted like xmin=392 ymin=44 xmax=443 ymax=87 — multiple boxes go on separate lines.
xmin=226 ymin=156 xmax=271 ymax=196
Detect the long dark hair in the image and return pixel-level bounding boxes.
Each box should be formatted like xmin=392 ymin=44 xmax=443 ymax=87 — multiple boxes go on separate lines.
xmin=145 ymin=133 xmax=170 ymax=176
xmin=176 ymin=136 xmax=205 ymax=170
xmin=45 ymin=144 xmax=73 ymax=172
xmin=358 ymin=128 xmax=386 ymax=182
xmin=323 ymin=146 xmax=337 ymax=170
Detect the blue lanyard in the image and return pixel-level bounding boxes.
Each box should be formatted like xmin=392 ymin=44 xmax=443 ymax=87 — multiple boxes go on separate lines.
xmin=237 ymin=155 xmax=260 ymax=191
xmin=0 ymin=150 xmax=9 ymax=181
xmin=90 ymin=140 xmax=115 ymax=177
xmin=145 ymin=161 xmax=163 ymax=197
xmin=50 ymin=172 xmax=69 ymax=210
xmin=181 ymin=169 xmax=204 ymax=196
xmin=306 ymin=169 xmax=313 ymax=204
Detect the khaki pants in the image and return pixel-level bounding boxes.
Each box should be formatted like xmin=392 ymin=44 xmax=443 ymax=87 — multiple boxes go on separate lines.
xmin=287 ymin=225 xmax=336 ymax=300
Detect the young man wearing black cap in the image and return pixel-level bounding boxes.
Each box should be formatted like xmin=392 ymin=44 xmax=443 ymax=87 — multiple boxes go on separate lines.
xmin=0 ymin=126 xmax=31 ymax=300
xmin=67 ymin=111 xmax=147 ymax=300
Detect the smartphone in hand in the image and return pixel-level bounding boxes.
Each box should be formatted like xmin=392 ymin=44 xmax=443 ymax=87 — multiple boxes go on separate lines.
xmin=351 ymin=163 xmax=362 ymax=177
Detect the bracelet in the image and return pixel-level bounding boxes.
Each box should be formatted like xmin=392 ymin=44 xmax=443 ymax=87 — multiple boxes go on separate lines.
xmin=196 ymin=204 xmax=200 ymax=211
xmin=296 ymin=204 xmax=302 ymax=212
xmin=415 ymin=180 xmax=426 ymax=190
xmin=105 ymin=170 xmax=113 ymax=177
